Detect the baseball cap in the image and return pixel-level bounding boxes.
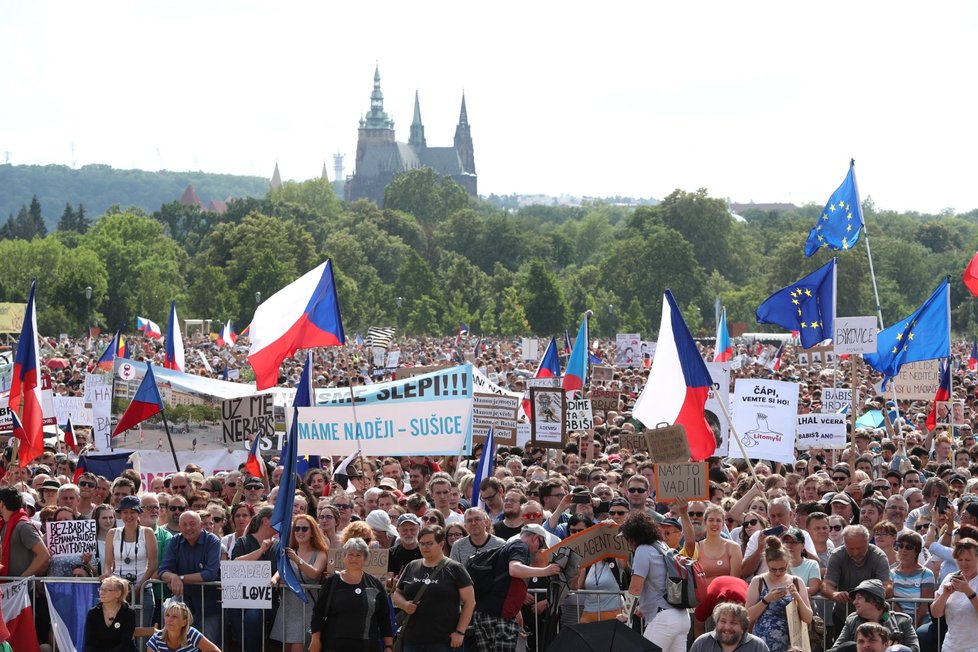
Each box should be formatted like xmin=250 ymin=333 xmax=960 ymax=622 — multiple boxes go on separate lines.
xmin=659 ymin=517 xmax=682 ymax=531
xmin=244 ymin=478 xmax=264 ymax=489
xmin=397 ymin=513 xmax=422 ymax=527
xmin=521 ymin=524 xmax=549 ymax=541
xmin=118 ymin=496 xmax=143 ymax=513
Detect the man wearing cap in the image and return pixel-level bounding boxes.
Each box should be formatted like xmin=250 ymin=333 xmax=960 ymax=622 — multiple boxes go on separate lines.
xmin=831 ymin=493 xmax=856 ymax=524
xmin=471 ymin=524 xmax=561 ymax=652
xmin=242 ymin=477 xmax=266 ymax=506
xmin=690 ymin=602 xmax=768 ymax=652
xmin=388 ymin=513 xmax=423 ymax=581
xmin=828 ymin=579 xmax=918 ymax=652
xmin=21 ymin=492 xmax=39 ymax=525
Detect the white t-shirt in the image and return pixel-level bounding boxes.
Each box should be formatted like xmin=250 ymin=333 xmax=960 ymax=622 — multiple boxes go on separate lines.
xmin=935 ymin=572 xmax=978 ymax=652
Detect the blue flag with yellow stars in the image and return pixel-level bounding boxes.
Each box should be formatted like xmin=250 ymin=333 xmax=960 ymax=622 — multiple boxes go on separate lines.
xmin=804 ymin=160 xmax=864 ymax=257
xmin=755 ymin=258 xmax=836 ymax=349
xmin=864 ymin=279 xmax=950 ymax=389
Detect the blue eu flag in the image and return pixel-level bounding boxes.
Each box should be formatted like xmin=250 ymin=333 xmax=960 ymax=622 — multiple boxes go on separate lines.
xmin=756 ymin=259 xmax=836 ymax=349
xmin=864 ymin=279 xmax=950 ymax=388
xmin=804 ymin=160 xmax=864 ymax=257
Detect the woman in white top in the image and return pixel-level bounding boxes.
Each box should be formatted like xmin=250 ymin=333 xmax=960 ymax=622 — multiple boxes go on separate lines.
xmin=931 ymin=537 xmax=978 ymax=652
xmin=102 ymin=495 xmax=158 ymax=629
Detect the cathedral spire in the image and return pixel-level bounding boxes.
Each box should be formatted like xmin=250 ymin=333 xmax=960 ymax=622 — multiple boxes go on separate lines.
xmin=362 ymin=64 xmax=394 ymax=131
xmin=409 ymin=90 xmax=426 ymax=148
xmin=458 ymin=92 xmax=469 ymax=126
xmin=271 ymin=162 xmax=282 ymax=189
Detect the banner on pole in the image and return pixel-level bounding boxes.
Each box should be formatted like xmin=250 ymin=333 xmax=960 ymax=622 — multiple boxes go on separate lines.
xmin=530 ymin=387 xmax=566 ymax=449
xmin=796 ymin=413 xmax=847 ymax=449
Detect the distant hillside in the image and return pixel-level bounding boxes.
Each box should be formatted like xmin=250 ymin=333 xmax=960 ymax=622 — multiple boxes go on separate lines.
xmin=0 ymin=164 xmax=270 ymax=228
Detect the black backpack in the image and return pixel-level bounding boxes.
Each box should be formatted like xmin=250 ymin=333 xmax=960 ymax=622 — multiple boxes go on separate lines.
xmin=465 ymin=542 xmax=514 ymax=598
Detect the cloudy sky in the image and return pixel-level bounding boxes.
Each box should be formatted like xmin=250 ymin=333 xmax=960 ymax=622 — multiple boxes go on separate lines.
xmin=1 ymin=2 xmax=976 ymax=213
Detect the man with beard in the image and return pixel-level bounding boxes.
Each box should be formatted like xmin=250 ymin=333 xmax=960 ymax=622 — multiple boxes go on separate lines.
xmin=492 ymin=490 xmax=526 ymax=540
xmin=690 ymin=603 xmax=770 ymax=652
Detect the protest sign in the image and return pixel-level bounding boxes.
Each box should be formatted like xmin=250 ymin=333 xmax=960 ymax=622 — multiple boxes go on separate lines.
xmin=221 ymin=561 xmax=273 ymax=609
xmin=372 ymin=347 xmax=386 ymax=367
xmin=54 ymin=396 xmax=92 ymax=426
xmin=590 ymin=366 xmax=614 ymax=383
xmin=472 ymin=368 xmax=524 ymax=402
xmin=589 ymin=389 xmax=620 ymax=412
xmin=0 ymin=374 xmax=56 ymax=431
xmin=521 ymin=338 xmax=539 ymax=361
xmin=615 ymin=333 xmax=641 ymax=368
xmin=85 ymin=373 xmax=113 ymax=449
xmin=565 ymin=399 xmax=593 ymax=432
xmin=618 ymin=431 xmax=649 ymax=453
xmin=731 ymin=379 xmax=799 ymax=464
xmin=221 ymin=394 xmax=274 ymax=445
xmin=705 ymin=363 xmax=730 ymax=456
xmin=46 ymin=519 xmax=96 ymax=556
xmin=530 ymin=387 xmax=566 ymax=448
xmin=821 ymin=388 xmax=853 ymax=413
xmin=892 ymin=360 xmax=940 ymax=400
xmin=394 ymin=365 xmax=451 ymax=380
xmin=0 ymin=302 xmax=26 ymax=333
xmin=326 ymin=548 xmax=388 ymax=578
xmin=834 ymin=316 xmax=877 ymax=354
xmin=386 ymin=351 xmax=400 ymax=369
xmin=472 ymin=392 xmax=519 ymax=447
xmin=297 ymin=365 xmax=473 ymax=457
xmin=526 ymin=377 xmax=560 ymax=389
xmin=653 ymin=462 xmax=709 ymax=501
xmin=642 ymin=341 xmax=656 ymax=366
xmin=646 ymin=424 xmax=690 ymax=463
xmin=542 ymin=523 xmax=631 ymax=569
xmin=796 ymin=413 xmax=847 ymax=449
xmin=517 ymin=421 xmax=531 ymax=447
xmin=131 ymin=449 xmax=248 ymax=488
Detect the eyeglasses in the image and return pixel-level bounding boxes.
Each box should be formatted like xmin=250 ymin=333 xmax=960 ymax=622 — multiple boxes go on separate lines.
xmin=569 ymin=528 xmax=586 ymax=534
xmin=319 ymin=514 xmax=336 ymax=520
xmin=522 ymin=512 xmax=543 ymax=520
xmin=829 ymin=524 xmax=843 ymax=532
xmin=627 ymin=487 xmax=646 ymax=494
xmin=168 ymin=505 xmax=186 ymax=512
xmin=745 ymin=519 xmax=760 ymax=527
xmin=78 ymin=481 xmax=96 ymax=488
xmin=212 ymin=516 xmax=224 ymax=523
xmin=142 ymin=505 xmax=160 ymax=511
xmin=447 ymin=532 xmax=465 ymax=539
xmin=609 ymin=510 xmax=629 ymax=516
xmin=480 ymin=492 xmax=498 ymax=501
xmin=245 ymin=485 xmax=263 ymax=491
xmin=294 ymin=525 xmax=311 ymax=532
xmin=768 ymin=566 xmax=788 ymax=574
xmin=688 ymin=511 xmax=704 ymax=518
xmin=893 ymin=542 xmax=919 ymax=551
xmin=422 ymin=516 xmax=440 ymax=523
xmin=873 ymin=485 xmax=889 ymax=492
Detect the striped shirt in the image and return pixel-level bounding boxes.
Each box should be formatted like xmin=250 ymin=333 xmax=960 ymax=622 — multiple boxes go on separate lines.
xmin=146 ymin=626 xmax=204 ymax=652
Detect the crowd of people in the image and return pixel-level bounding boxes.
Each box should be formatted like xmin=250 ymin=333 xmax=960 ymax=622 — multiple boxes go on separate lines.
xmin=1 ymin=331 xmax=978 ymax=652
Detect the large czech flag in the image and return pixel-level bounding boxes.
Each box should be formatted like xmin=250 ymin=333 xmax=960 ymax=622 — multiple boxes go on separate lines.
xmin=561 ymin=317 xmax=589 ymax=395
xmin=164 ymin=301 xmax=185 ymax=371
xmin=9 ymin=280 xmax=44 ymax=466
xmin=112 ymin=362 xmax=164 ymax=437
xmin=248 ymin=260 xmax=346 ymax=390
xmin=137 ymin=316 xmax=162 ymax=339
xmin=633 ymin=290 xmax=716 ymax=460
xmin=714 ymin=309 xmax=732 ymax=362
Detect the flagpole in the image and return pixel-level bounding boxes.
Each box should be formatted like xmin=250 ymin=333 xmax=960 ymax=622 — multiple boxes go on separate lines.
xmin=712 ymin=399 xmax=763 ymax=488
xmin=160 ymin=409 xmax=181 ymax=471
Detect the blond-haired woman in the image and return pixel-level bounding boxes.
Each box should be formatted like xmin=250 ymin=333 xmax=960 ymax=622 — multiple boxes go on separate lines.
xmin=146 ymin=600 xmax=220 ymax=652
xmin=84 ymin=575 xmax=136 ymax=652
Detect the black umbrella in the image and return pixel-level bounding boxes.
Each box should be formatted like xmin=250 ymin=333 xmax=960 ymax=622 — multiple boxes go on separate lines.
xmin=543 ymin=620 xmax=661 ymax=652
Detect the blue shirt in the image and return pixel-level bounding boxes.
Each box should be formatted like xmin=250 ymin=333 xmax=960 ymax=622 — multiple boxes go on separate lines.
xmin=157 ymin=531 xmax=222 ymax=620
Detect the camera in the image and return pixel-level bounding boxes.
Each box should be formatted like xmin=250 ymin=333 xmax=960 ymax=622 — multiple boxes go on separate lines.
xmin=123 ymin=573 xmax=137 ymax=582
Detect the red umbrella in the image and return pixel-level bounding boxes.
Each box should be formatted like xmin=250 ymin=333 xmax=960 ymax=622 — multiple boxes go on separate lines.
xmin=45 ymin=357 xmax=70 ymax=369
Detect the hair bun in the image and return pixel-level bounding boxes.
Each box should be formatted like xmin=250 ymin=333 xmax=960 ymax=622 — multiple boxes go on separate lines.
xmin=765 ymin=535 xmax=784 ymax=551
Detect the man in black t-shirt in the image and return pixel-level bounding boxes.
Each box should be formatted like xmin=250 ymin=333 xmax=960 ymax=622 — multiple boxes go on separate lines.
xmin=388 ymin=513 xmax=423 ymax=583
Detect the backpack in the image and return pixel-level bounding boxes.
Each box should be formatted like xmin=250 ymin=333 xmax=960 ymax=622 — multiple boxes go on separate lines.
xmin=656 ymin=542 xmax=707 ymax=609
xmin=466 ymin=541 xmax=528 ymax=618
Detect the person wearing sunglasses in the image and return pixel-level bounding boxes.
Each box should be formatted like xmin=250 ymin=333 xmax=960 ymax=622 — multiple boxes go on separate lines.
xmin=518 ymin=500 xmax=559 ymax=546
xmin=271 ymin=513 xmax=329 ymax=652
xmin=891 ymin=531 xmax=934 ymax=627
xmin=76 ymin=471 xmax=99 ymax=518
xmin=746 ymin=537 xmax=813 ymax=652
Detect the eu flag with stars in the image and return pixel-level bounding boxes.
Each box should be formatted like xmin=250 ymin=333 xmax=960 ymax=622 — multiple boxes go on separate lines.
xmin=864 ymin=279 xmax=950 ymax=388
xmin=756 ymin=258 xmax=836 ymax=349
xmin=804 ymin=160 xmax=864 ymax=257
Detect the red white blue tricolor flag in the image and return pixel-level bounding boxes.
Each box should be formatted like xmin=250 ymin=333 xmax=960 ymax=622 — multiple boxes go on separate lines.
xmin=9 ymin=280 xmax=44 ymax=466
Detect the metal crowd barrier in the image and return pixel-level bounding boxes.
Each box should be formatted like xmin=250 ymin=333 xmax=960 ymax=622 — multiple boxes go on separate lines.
xmin=1 ymin=576 xmax=940 ymax=652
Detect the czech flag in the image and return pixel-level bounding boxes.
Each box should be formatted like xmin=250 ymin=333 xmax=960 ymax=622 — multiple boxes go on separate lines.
xmin=136 ymin=316 xmax=162 ymax=339
xmin=964 ymin=250 xmax=978 ymax=297
xmin=96 ymin=330 xmax=122 ymax=371
xmin=9 ymin=280 xmax=44 ymax=466
xmin=563 ymin=329 xmax=572 ymax=356
xmin=632 ymin=290 xmax=716 ymax=460
xmin=112 ymin=362 xmax=164 ymax=437
xmin=766 ymin=342 xmax=785 ymax=372
xmin=63 ymin=416 xmax=79 ymax=453
xmin=455 ymin=323 xmax=469 ymax=347
xmin=471 ymin=426 xmax=496 ymax=510
xmin=217 ymin=320 xmax=237 ymax=348
xmin=2 ymin=578 xmax=40 ymax=652
xmin=925 ymin=360 xmax=952 ymax=431
xmin=561 ymin=316 xmax=589 ymax=395
xmin=970 ymin=342 xmax=978 ymax=372
xmin=164 ymin=301 xmax=185 ymax=371
xmin=248 ymin=259 xmax=346 ymax=390
xmin=73 ymin=454 xmax=88 ymax=483
xmin=245 ymin=432 xmax=266 ymax=479
xmin=714 ymin=309 xmax=732 ymax=362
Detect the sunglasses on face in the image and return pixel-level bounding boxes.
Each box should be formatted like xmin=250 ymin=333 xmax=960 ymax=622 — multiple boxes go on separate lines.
xmin=829 ymin=524 xmax=843 ymax=532
xmin=422 ymin=516 xmax=440 ymax=523
xmin=893 ymin=542 xmax=918 ymax=551
xmin=688 ymin=511 xmax=704 ymax=518
xmin=627 ymin=487 xmax=646 ymax=494
xmin=294 ymin=525 xmax=311 ymax=532
xmin=334 ymin=504 xmax=352 ymax=509
xmin=745 ymin=519 xmax=760 ymax=527
xmin=169 ymin=505 xmax=185 ymax=512
xmin=915 ymin=523 xmax=931 ymax=532
xmin=569 ymin=528 xmax=586 ymax=534
xmin=590 ymin=476 xmax=606 ymax=482
xmin=609 ymin=510 xmax=628 ymax=516
xmin=833 ymin=476 xmax=848 ymax=482
xmin=212 ymin=516 xmax=224 ymax=523
xmin=78 ymin=481 xmax=96 ymax=488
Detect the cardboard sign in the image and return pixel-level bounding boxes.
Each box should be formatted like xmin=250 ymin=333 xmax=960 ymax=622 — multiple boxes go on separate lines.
xmin=892 ymin=360 xmax=940 ymax=400
xmin=542 ymin=523 xmax=631 ymax=569
xmin=85 ymin=373 xmax=114 ymax=450
xmin=653 ymin=462 xmax=709 ymax=501
xmin=46 ymin=519 xmax=96 ymax=557
xmin=589 ymin=389 xmax=621 ymax=412
xmin=530 ymin=387 xmax=566 ymax=448
xmin=834 ymin=316 xmax=877 ymax=354
xmin=221 ymin=561 xmax=273 ymax=609
xmin=821 ymin=388 xmax=854 ymax=414
xmin=54 ymin=396 xmax=92 ymax=426
xmin=731 ymin=379 xmax=799 ymax=464
xmin=325 ymin=548 xmax=389 ymax=578
xmin=565 ymin=399 xmax=593 ymax=432
xmin=618 ymin=431 xmax=649 ymax=453
xmin=472 ymin=392 xmax=519 ymax=447
xmin=646 ymin=424 xmax=690 ymax=463
xmin=386 ymin=351 xmax=401 ymax=369
xmin=590 ymin=366 xmax=615 ymax=383
xmin=796 ymin=413 xmax=848 ymax=449
xmin=221 ymin=394 xmax=274 ymax=445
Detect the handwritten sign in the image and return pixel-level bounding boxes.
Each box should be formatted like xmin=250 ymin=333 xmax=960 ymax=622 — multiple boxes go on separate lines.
xmin=530 ymin=387 xmax=566 ymax=448
xmin=221 ymin=560 xmax=273 ymax=609
xmin=646 ymin=424 xmax=690 ymax=463
xmin=834 ymin=316 xmax=877 ymax=354
xmin=542 ymin=523 xmax=631 ymax=569
xmin=892 ymin=360 xmax=940 ymax=400
xmin=589 ymin=389 xmax=620 ymax=412
xmin=54 ymin=396 xmax=93 ymax=426
xmin=653 ymin=462 xmax=709 ymax=501
xmin=618 ymin=431 xmax=649 ymax=453
xmin=472 ymin=392 xmax=519 ymax=447
xmin=325 ymin=548 xmax=389 ymax=578
xmin=565 ymin=399 xmax=593 ymax=432
xmin=86 ymin=373 xmax=114 ymax=449
xmin=796 ymin=413 xmax=847 ymax=449
xmin=222 ymin=394 xmax=274 ymax=445
xmin=46 ymin=519 xmax=96 ymax=557
xmin=821 ymin=388 xmax=853 ymax=414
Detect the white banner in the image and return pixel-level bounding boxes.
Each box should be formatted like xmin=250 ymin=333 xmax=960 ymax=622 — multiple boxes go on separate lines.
xmin=135 ymin=449 xmax=248 ymax=486
xmin=296 ymin=365 xmax=473 ymax=457
xmin=796 ymin=413 xmax=847 ymax=449
xmin=731 ymin=379 xmax=799 ymax=464
xmin=834 ymin=316 xmax=877 ymax=354
xmin=705 ymin=363 xmax=731 ymax=456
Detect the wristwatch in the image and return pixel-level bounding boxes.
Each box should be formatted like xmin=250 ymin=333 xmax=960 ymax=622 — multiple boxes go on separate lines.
xmin=454 ymin=630 xmax=465 ymax=636
xmin=179 ymin=575 xmax=185 ymax=582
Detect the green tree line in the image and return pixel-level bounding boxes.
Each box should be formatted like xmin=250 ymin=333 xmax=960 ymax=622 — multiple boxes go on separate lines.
xmin=3 ymin=165 xmax=978 ymax=342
